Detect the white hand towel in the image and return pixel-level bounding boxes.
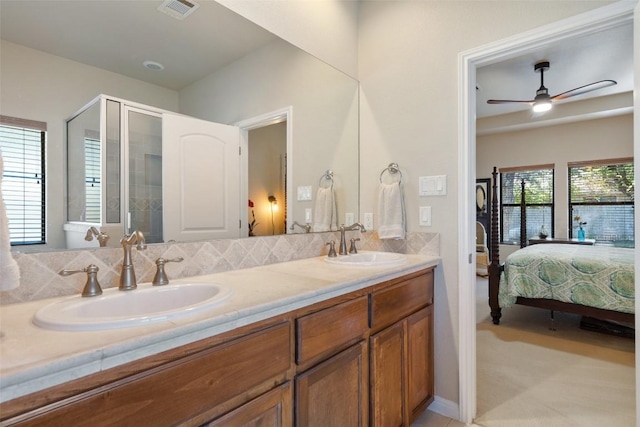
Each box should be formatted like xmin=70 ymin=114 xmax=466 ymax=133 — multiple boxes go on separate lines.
xmin=378 ymin=182 xmax=405 ymax=239
xmin=313 ymin=186 xmax=336 ymax=232
xmin=0 ymin=153 xmax=20 ymax=290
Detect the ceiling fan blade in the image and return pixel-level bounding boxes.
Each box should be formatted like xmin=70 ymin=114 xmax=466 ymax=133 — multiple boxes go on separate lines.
xmin=550 ymin=79 xmax=617 ymax=101
xmin=486 ymin=99 xmax=534 ymax=105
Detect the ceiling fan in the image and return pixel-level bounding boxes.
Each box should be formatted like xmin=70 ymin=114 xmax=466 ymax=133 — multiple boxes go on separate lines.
xmin=486 ymin=60 xmax=617 ymax=113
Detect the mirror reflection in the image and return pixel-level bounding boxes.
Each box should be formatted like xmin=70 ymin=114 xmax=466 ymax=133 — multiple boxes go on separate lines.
xmin=0 ymin=0 xmax=359 ymax=251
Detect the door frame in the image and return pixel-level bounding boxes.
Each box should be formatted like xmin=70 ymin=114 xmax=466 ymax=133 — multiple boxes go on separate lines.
xmin=235 ymin=107 xmax=294 ymax=235
xmin=457 ymin=2 xmax=637 ymax=423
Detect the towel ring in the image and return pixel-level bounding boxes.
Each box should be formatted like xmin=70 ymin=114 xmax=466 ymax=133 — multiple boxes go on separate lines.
xmin=379 ymin=162 xmax=403 ymax=184
xmin=319 ymin=170 xmax=334 ymax=188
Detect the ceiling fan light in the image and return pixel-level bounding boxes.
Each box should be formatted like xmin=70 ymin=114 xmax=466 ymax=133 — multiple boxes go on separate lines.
xmin=532 ymin=100 xmax=552 ymax=113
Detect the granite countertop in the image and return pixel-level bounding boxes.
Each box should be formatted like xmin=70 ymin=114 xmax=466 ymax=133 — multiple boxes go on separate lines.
xmin=0 ymin=253 xmax=439 ymax=403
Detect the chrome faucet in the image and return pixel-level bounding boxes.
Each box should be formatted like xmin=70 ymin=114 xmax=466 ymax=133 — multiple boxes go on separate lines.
xmin=152 ymin=256 xmax=184 ymax=286
xmin=59 ymin=264 xmax=103 ymax=297
xmin=119 ymin=230 xmax=147 ymax=291
xmin=85 ymin=226 xmax=110 ymax=247
xmin=339 ymin=223 xmax=366 ymax=255
xmin=290 ymin=221 xmax=311 ymax=233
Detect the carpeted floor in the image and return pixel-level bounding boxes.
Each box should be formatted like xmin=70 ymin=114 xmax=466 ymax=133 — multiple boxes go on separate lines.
xmin=475 ymin=277 xmax=635 ymax=427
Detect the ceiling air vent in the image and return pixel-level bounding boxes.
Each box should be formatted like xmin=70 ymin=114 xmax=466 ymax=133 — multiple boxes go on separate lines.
xmin=157 ymin=0 xmax=200 ymax=20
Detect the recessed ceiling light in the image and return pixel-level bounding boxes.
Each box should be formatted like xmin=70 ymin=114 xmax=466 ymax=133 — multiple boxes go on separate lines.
xmin=143 ymin=61 xmax=165 ymax=71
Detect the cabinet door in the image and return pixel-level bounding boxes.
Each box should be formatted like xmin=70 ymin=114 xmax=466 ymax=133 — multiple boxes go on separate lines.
xmin=205 ymin=382 xmax=292 ymax=427
xmin=407 ymin=305 xmax=434 ymax=423
xmin=370 ymin=321 xmax=405 ymax=427
xmin=295 ymin=341 xmax=368 ymax=427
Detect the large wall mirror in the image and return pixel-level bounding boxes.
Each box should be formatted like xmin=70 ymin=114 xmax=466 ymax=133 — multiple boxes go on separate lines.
xmin=0 ymin=0 xmax=359 ymax=251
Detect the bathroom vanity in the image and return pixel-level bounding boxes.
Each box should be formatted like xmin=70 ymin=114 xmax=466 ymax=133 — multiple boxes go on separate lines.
xmin=0 ymin=254 xmax=438 ymax=426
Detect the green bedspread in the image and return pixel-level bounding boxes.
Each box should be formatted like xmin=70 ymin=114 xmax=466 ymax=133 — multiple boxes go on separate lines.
xmin=499 ymin=244 xmax=635 ymax=313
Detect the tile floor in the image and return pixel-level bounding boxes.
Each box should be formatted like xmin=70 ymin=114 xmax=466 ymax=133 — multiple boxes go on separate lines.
xmin=411 ymin=409 xmax=468 ymax=426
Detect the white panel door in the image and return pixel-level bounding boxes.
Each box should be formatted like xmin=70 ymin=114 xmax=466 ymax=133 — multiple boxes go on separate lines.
xmin=163 ymin=113 xmax=240 ymax=242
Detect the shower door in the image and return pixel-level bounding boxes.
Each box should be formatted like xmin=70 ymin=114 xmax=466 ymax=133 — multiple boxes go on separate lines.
xmin=124 ymin=106 xmax=163 ymax=243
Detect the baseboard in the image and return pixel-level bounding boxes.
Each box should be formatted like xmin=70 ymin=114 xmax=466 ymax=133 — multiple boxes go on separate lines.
xmin=428 ymin=395 xmax=460 ymax=421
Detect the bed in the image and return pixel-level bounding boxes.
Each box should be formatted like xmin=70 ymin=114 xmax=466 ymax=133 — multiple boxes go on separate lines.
xmin=487 ymin=167 xmax=635 ymax=327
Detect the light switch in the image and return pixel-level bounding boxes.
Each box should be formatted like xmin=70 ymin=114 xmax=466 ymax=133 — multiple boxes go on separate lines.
xmin=305 ymin=208 xmax=312 ymax=223
xmin=419 ymin=206 xmax=432 ymax=226
xmin=345 ymin=212 xmax=354 ymax=225
xmin=419 ymin=175 xmax=447 ymax=196
xmin=297 ymin=186 xmax=313 ymax=201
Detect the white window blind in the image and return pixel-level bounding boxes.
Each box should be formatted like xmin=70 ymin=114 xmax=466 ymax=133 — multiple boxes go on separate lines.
xmin=84 ymin=137 xmax=101 ymax=223
xmin=568 ymin=158 xmax=634 ymax=246
xmin=0 ymin=115 xmax=46 ymax=246
xmin=500 ymin=166 xmax=554 ymax=244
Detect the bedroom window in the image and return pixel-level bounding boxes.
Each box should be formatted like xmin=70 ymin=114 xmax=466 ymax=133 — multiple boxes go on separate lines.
xmin=0 ymin=115 xmax=47 ymax=246
xmin=500 ymin=165 xmax=554 ymax=245
xmin=569 ymin=158 xmax=634 ymax=246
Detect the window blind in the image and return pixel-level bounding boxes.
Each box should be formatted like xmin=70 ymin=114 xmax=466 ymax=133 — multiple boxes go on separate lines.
xmin=500 ymin=167 xmax=554 ymax=244
xmin=84 ymin=137 xmax=101 ymax=223
xmin=568 ymin=160 xmax=634 ymax=246
xmin=0 ymin=116 xmax=46 ymax=246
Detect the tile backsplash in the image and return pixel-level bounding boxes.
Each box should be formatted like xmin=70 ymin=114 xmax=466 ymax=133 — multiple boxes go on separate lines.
xmin=0 ymin=231 xmax=439 ymax=305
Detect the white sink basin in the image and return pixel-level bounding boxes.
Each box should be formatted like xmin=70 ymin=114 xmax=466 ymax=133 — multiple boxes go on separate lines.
xmin=324 ymin=251 xmax=407 ymax=267
xmin=33 ymin=282 xmax=233 ymax=332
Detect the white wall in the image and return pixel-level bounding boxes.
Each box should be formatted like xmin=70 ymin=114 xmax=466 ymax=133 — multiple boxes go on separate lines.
xmin=215 ymin=0 xmax=359 ymax=78
xmin=478 ymin=114 xmax=633 ymax=260
xmin=0 ymin=40 xmax=178 ymax=249
xmin=357 ymin=0 xmax=613 ymax=409
xmin=179 ymin=38 xmax=359 ymax=229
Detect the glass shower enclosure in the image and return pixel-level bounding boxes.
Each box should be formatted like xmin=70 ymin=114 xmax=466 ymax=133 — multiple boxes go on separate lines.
xmin=66 ymin=95 xmax=163 ymax=247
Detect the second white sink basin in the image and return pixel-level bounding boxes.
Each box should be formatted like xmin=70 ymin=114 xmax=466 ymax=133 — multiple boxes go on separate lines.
xmin=33 ymin=282 xmax=233 ymax=332
xmin=324 ymin=251 xmax=407 ymax=267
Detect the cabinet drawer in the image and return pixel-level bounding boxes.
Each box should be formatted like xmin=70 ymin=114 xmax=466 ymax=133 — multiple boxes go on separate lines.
xmin=370 ymin=270 xmax=433 ymax=332
xmin=10 ymin=322 xmax=291 ymax=427
xmin=296 ymin=296 xmax=368 ymax=368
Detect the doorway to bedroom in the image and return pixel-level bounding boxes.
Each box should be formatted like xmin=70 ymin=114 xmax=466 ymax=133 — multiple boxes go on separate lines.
xmin=460 ymin=2 xmax=637 ymax=425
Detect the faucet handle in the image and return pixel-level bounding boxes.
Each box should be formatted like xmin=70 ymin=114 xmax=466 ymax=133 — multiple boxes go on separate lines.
xmin=326 ymin=240 xmax=337 ymax=258
xmin=152 ymin=257 xmax=184 ymax=286
xmin=349 ymin=238 xmax=361 ymax=254
xmin=60 ymin=264 xmax=103 ymax=297
xmin=96 ymin=232 xmax=110 ymax=247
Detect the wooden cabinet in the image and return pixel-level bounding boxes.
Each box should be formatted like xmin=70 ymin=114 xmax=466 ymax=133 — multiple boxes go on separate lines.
xmin=5 ymin=322 xmax=292 ymax=427
xmin=295 ymin=269 xmax=435 ymax=427
xmin=2 ymin=267 xmax=435 ymax=427
xmin=406 ymin=305 xmax=434 ymax=421
xmin=370 ymin=321 xmax=405 ymax=426
xmin=205 ymin=382 xmax=292 ymax=427
xmin=295 ymin=341 xmax=369 ymax=427
xmin=295 ymin=296 xmax=369 ymax=425
xmin=370 ymin=270 xmax=435 ymax=427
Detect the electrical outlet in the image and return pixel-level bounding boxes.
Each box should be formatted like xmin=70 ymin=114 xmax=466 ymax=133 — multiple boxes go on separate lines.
xmin=363 ymin=213 xmax=373 ymax=229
